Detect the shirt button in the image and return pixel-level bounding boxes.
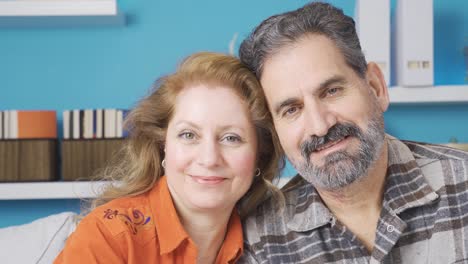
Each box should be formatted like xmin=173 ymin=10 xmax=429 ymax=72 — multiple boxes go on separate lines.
xmin=387 ymin=224 xmax=395 ymax=233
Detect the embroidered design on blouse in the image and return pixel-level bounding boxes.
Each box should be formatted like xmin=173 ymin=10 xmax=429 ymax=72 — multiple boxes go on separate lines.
xmin=103 ymin=208 xmax=152 ymax=235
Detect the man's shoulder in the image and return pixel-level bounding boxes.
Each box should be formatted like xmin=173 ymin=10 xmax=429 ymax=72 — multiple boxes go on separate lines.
xmin=400 ymin=139 xmax=468 ymax=161
xmin=243 ymin=175 xmax=309 ymax=242
xmin=396 ymin=138 xmax=468 ymax=188
xmin=255 ymin=175 xmax=308 ymax=213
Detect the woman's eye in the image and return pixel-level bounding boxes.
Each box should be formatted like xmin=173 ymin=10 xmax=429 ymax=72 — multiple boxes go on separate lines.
xmin=180 ymin=132 xmax=195 ymax=140
xmin=223 ymin=135 xmax=241 ymax=143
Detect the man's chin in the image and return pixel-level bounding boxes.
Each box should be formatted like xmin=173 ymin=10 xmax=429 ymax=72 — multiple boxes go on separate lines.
xmin=299 ymin=157 xmax=365 ymax=190
xmin=309 ymin=149 xmax=354 ymax=167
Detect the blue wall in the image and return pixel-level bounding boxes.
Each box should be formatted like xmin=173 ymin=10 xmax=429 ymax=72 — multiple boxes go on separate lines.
xmin=1 ymin=0 xmax=467 ymax=228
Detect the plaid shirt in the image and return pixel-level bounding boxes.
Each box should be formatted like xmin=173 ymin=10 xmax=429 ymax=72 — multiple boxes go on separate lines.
xmin=240 ymin=135 xmax=468 ymax=263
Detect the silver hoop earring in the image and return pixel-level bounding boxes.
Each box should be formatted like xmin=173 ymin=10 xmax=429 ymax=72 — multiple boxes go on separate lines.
xmin=255 ymin=168 xmax=261 ymax=177
xmin=161 ymin=159 xmax=166 ymax=169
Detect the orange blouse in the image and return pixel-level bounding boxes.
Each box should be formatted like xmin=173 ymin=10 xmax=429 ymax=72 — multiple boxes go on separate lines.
xmin=54 ymin=177 xmax=243 ymax=264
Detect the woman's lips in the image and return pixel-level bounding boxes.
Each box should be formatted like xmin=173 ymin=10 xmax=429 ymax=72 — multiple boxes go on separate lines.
xmin=189 ymin=175 xmax=226 ymax=185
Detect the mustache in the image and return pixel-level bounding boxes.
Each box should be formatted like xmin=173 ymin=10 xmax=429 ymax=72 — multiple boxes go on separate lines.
xmin=301 ymin=122 xmax=362 ymax=158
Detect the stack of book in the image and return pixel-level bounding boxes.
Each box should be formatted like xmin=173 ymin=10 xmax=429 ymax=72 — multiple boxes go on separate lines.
xmin=0 ymin=110 xmax=57 ymax=182
xmin=61 ymin=108 xmax=128 ymax=181
xmin=1 ymin=110 xmax=57 ymax=139
xmin=62 ymin=108 xmax=128 ymax=139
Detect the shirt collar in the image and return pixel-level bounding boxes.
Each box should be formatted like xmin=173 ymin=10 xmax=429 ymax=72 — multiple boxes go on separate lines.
xmin=287 ymin=178 xmax=333 ymax=232
xmin=150 ymin=176 xmax=189 ymax=255
xmin=215 ymin=210 xmax=243 ymax=263
xmin=287 ymin=134 xmax=439 ymax=232
xmin=384 ymin=135 xmax=439 ymax=214
xmin=149 ymin=176 xmax=243 ymax=261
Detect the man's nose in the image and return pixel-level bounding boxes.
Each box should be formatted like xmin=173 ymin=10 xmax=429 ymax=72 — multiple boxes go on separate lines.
xmin=303 ymin=102 xmax=337 ymax=138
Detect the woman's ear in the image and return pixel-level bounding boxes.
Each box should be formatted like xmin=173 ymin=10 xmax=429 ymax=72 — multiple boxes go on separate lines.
xmin=366 ymin=62 xmax=390 ymax=112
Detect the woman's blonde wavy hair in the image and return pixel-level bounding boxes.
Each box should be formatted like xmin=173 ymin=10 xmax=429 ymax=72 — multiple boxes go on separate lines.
xmin=88 ymin=52 xmax=285 ymax=219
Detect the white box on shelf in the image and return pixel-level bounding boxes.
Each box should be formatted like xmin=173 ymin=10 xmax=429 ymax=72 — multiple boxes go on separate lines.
xmin=388 ymin=85 xmax=468 ymax=104
xmin=355 ymin=0 xmax=390 ymax=85
xmin=0 ymin=0 xmax=117 ymax=17
xmin=394 ymin=0 xmax=434 ymax=87
xmin=0 ymin=111 xmax=3 ymax=140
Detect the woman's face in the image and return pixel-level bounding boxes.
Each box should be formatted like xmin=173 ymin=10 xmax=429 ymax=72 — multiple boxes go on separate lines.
xmin=164 ymin=84 xmax=258 ymax=214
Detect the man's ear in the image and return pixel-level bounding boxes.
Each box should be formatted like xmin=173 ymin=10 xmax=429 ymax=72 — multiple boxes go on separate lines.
xmin=366 ymin=62 xmax=389 ymax=112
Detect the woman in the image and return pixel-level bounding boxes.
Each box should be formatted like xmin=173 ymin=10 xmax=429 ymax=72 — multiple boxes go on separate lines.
xmin=55 ymin=52 xmax=284 ymax=264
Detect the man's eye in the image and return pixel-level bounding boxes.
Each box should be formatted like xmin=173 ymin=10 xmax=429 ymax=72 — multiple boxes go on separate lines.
xmin=283 ymin=106 xmax=298 ymax=117
xmin=326 ymin=87 xmax=341 ymax=96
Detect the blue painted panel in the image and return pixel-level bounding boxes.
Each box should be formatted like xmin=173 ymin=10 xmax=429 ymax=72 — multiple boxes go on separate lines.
xmin=0 ymin=0 xmax=467 ymax=228
xmin=0 ymin=199 xmax=81 ymax=228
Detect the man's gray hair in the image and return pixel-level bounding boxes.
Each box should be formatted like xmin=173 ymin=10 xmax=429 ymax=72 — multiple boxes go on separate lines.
xmin=239 ymin=2 xmax=367 ymax=79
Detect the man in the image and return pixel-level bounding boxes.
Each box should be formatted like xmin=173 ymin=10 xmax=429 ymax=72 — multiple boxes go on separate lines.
xmin=238 ymin=2 xmax=468 ymax=263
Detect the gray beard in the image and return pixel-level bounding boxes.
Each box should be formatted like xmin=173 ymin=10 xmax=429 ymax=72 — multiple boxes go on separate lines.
xmin=295 ymin=113 xmax=385 ymax=190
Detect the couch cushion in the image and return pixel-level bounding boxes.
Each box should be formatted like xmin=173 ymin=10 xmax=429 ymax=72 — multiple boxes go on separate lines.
xmin=0 ymin=212 xmax=78 ymax=264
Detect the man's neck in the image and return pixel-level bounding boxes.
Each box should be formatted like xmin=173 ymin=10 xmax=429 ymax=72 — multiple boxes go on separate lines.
xmin=316 ymin=141 xmax=388 ymax=251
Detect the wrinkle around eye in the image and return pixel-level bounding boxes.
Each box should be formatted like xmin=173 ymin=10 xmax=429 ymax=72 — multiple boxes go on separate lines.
xmin=221 ymin=134 xmax=243 ymax=145
xmin=323 ymin=87 xmax=344 ymax=98
xmin=281 ymin=105 xmax=301 ymax=119
xmin=178 ymin=131 xmax=197 ymax=141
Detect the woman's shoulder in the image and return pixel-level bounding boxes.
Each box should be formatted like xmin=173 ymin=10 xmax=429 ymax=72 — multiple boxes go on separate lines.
xmin=82 ymin=193 xmax=156 ymax=242
xmin=56 ymin=193 xmax=158 ymax=263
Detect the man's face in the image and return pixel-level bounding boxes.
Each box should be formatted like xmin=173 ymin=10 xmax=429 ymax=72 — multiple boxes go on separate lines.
xmin=260 ymin=35 xmax=389 ymax=190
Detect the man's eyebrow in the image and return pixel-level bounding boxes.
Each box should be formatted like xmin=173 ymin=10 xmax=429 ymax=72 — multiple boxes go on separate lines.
xmin=274 ymin=98 xmax=300 ymax=116
xmin=315 ymin=75 xmax=347 ymax=95
xmin=273 ymin=75 xmax=347 ymax=115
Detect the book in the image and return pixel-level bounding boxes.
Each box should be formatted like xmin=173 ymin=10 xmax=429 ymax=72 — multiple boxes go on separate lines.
xmin=0 ymin=111 xmax=3 ymax=139
xmin=116 ymin=110 xmax=123 ymax=138
xmin=5 ymin=110 xmax=57 ymax=139
xmin=10 ymin=110 xmax=18 ymax=138
xmin=73 ymin=109 xmax=80 ymax=139
xmin=63 ymin=110 xmax=70 ymax=139
xmin=104 ymin=109 xmax=117 ymax=138
xmin=83 ymin=109 xmax=93 ymax=139
xmin=63 ymin=108 xmax=129 ymax=140
xmin=122 ymin=109 xmax=130 ymax=138
xmin=96 ymin=109 xmax=103 ymax=138
xmin=19 ymin=110 xmax=56 ymax=139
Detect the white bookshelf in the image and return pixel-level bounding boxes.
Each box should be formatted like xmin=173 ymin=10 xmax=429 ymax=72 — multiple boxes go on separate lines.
xmin=1 ymin=85 xmax=466 ymax=200
xmin=389 ymin=85 xmax=468 ymax=104
xmin=0 ymin=178 xmax=294 ymax=200
xmin=0 ymin=181 xmax=109 ymax=200
xmin=0 ymin=0 xmax=125 ymax=28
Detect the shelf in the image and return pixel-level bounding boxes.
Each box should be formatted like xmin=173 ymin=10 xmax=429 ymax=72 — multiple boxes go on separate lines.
xmin=0 ymin=0 xmax=125 ymax=28
xmin=0 ymin=0 xmax=117 ymax=16
xmin=0 ymin=181 xmax=109 ymax=200
xmin=388 ymin=85 xmax=468 ymax=104
xmin=0 ymin=177 xmax=293 ymax=200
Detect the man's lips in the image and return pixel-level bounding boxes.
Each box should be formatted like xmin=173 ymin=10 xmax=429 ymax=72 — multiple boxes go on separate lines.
xmin=314 ymin=138 xmax=344 ymax=152
xmin=313 ymin=136 xmax=349 ymax=152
